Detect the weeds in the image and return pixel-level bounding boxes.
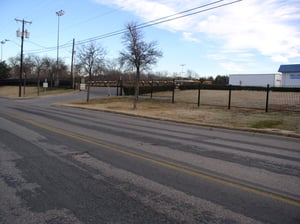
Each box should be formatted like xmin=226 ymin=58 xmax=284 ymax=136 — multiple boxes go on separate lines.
xmin=251 ymin=120 xmax=283 ymax=129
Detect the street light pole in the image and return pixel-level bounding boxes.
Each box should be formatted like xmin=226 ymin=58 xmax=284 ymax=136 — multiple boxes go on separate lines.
xmin=180 ymin=64 xmax=185 ymax=77
xmin=56 ymin=9 xmax=65 ymax=87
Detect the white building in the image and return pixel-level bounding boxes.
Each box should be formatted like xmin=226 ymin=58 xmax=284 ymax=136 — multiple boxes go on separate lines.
xmin=278 ymin=64 xmax=300 ymax=87
xmin=229 ymin=74 xmax=282 ymax=87
xmin=229 ymin=64 xmax=300 ymax=88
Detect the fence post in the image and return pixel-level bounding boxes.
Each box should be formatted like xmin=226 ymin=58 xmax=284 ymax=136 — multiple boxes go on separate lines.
xmin=197 ymin=82 xmax=201 ymax=107
xmin=228 ymin=85 xmax=232 ymax=110
xmin=120 ymin=79 xmax=123 ymax=96
xmin=265 ymin=84 xmax=270 ymax=112
xmin=172 ymin=79 xmax=175 ymax=104
xmin=117 ymin=79 xmax=119 ymax=96
xmin=150 ymin=78 xmax=153 ymax=99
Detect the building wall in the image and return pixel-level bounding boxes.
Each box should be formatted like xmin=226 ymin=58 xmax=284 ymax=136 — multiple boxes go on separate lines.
xmin=229 ymin=74 xmax=281 ymax=87
xmin=282 ymin=73 xmax=300 ymax=87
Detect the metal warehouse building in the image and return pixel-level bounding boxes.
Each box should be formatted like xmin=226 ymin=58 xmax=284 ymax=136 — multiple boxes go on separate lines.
xmin=229 ymin=73 xmax=281 ymax=87
xmin=278 ymin=64 xmax=300 ymax=87
xmin=229 ymin=64 xmax=300 ymax=87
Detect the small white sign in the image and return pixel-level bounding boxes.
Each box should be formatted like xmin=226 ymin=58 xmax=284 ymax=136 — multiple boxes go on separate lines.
xmin=80 ymin=83 xmax=86 ymax=91
xmin=43 ymin=82 xmax=48 ymax=88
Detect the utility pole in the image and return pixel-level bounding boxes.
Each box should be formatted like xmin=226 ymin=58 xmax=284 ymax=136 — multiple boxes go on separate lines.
xmin=15 ymin=19 xmax=31 ymax=97
xmin=70 ymin=38 xmax=75 ymax=89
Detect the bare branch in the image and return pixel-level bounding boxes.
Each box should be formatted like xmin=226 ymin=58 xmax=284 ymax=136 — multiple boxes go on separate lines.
xmin=119 ymin=22 xmax=163 ymax=109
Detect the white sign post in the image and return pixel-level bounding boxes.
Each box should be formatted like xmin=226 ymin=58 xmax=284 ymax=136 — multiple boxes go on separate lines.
xmin=43 ymin=79 xmax=48 ymax=92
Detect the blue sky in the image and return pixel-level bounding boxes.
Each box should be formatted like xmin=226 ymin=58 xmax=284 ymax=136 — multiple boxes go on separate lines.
xmin=1 ymin=0 xmax=299 ymax=77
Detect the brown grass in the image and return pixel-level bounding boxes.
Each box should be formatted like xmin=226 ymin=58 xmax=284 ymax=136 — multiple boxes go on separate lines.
xmin=145 ymin=89 xmax=300 ymax=111
xmin=0 ymin=86 xmax=74 ymax=98
xmin=2 ymin=86 xmax=299 ymax=136
xmin=64 ymin=95 xmax=300 ymax=137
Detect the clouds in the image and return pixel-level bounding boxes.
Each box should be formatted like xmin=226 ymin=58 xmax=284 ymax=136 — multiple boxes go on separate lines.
xmin=182 ymin=32 xmax=201 ymax=43
xmin=96 ymin=0 xmax=300 ymax=73
xmin=204 ymin=0 xmax=300 ymax=62
xmin=95 ymin=0 xmax=191 ymax=31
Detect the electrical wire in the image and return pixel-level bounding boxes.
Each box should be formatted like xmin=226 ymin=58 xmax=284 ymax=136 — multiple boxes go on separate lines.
xmin=137 ymin=0 xmax=242 ymax=29
xmin=25 ymin=0 xmax=242 ymax=54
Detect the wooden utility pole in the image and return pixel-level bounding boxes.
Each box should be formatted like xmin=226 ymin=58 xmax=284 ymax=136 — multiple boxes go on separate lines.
xmin=70 ymin=38 xmax=75 ymax=89
xmin=15 ymin=19 xmax=31 ymax=97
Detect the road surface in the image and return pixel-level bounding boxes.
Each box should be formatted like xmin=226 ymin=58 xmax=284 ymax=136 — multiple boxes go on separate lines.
xmin=0 ymin=89 xmax=300 ymax=223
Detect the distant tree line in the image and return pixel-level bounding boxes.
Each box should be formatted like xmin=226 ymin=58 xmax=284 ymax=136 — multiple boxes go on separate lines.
xmin=0 ymin=22 xmax=228 ymax=90
xmin=1 ymin=56 xmax=228 ymax=86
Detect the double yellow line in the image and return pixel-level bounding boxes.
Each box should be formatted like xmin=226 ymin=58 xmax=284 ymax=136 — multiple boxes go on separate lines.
xmin=3 ymin=111 xmax=300 ymax=207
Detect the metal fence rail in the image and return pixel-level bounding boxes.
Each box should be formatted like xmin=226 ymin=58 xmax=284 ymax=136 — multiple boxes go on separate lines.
xmin=138 ymin=83 xmax=300 ymax=112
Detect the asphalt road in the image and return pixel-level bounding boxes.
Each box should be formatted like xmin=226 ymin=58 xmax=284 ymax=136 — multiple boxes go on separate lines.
xmin=0 ymin=89 xmax=300 ymax=224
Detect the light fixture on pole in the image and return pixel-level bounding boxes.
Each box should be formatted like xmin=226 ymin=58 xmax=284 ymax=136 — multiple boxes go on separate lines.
xmin=1 ymin=39 xmax=9 ymax=61
xmin=55 ymin=9 xmax=65 ymax=87
xmin=180 ymin=64 xmax=185 ymax=77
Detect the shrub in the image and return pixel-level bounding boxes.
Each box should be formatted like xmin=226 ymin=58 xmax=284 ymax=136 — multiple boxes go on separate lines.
xmin=123 ymin=84 xmax=174 ymax=95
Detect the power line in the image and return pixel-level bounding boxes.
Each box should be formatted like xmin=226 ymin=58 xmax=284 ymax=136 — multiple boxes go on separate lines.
xmin=137 ymin=0 xmax=226 ymax=27
xmin=76 ymin=0 xmax=241 ymax=45
xmin=25 ymin=0 xmax=242 ymax=54
xmin=27 ymin=40 xmax=49 ymax=49
xmin=137 ymin=0 xmax=242 ymax=29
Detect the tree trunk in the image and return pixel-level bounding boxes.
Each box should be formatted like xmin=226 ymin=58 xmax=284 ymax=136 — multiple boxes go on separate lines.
xmin=133 ymin=66 xmax=140 ymax=110
xmin=87 ymin=83 xmax=90 ymax=102
xmin=37 ymin=71 xmax=40 ymax=96
xmin=87 ymin=71 xmax=91 ymax=102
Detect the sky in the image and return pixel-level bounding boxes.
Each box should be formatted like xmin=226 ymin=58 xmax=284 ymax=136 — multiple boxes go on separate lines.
xmin=0 ymin=0 xmax=300 ymax=77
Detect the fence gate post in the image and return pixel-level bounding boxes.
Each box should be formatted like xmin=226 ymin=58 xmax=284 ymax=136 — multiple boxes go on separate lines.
xmin=228 ymin=85 xmax=232 ymax=109
xmin=150 ymin=78 xmax=153 ymax=99
xmin=120 ymin=79 xmax=123 ymax=96
xmin=117 ymin=79 xmax=119 ymax=96
xmin=265 ymin=84 xmax=270 ymax=112
xmin=172 ymin=79 xmax=175 ymax=104
xmin=197 ymin=82 xmax=201 ymax=107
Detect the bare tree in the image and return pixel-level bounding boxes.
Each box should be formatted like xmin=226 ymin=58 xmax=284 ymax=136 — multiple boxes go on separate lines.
xmin=0 ymin=61 xmax=10 ymax=80
xmin=23 ymin=56 xmax=35 ymax=79
xmin=119 ymin=22 xmax=163 ymax=110
xmin=32 ymin=55 xmax=43 ymax=95
xmin=8 ymin=56 xmax=20 ymax=78
xmin=186 ymin=69 xmax=199 ymax=80
xmin=77 ymin=42 xmax=106 ymax=102
xmin=41 ymin=57 xmax=56 ymax=88
xmin=8 ymin=55 xmax=34 ymax=79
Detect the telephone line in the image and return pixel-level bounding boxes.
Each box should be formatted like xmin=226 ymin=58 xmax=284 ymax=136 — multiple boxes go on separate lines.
xmin=137 ymin=0 xmax=242 ymax=29
xmin=76 ymin=0 xmax=242 ymax=45
xmin=136 ymin=0 xmax=225 ymax=27
xmin=75 ymin=0 xmax=234 ymax=45
xmin=25 ymin=0 xmax=242 ymax=54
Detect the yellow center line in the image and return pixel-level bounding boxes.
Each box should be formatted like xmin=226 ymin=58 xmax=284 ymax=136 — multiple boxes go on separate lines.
xmin=3 ymin=111 xmax=300 ymax=207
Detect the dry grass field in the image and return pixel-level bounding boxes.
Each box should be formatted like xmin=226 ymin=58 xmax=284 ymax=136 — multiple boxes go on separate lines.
xmin=1 ymin=86 xmax=299 ymax=136
xmin=64 ymin=92 xmax=300 ymax=137
xmin=0 ymin=86 xmax=74 ymax=98
xmin=146 ymin=89 xmax=300 ymax=111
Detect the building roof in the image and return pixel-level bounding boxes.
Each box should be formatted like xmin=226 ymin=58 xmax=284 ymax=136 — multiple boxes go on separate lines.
xmin=278 ymin=64 xmax=300 ymax=73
